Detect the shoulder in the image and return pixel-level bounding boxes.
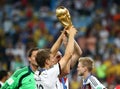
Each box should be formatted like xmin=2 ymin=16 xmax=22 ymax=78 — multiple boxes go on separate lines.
xmin=12 ymin=66 xmax=29 ymax=78
xmin=51 ymin=63 xmax=60 ymax=73
xmin=88 ymin=75 xmax=99 ymax=86
xmin=88 ymin=75 xmax=106 ymax=88
xmin=89 ymin=75 xmax=98 ymax=82
xmin=53 ymin=63 xmax=59 ymax=68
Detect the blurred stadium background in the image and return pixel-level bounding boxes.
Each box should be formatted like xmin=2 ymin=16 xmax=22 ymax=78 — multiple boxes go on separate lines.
xmin=0 ymin=0 xmax=120 ymax=88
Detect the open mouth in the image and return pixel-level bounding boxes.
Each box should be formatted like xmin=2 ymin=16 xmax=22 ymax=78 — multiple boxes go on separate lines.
xmin=56 ymin=55 xmax=61 ymax=59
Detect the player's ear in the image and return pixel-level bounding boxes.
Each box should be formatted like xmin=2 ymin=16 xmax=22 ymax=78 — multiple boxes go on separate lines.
xmin=28 ymin=57 xmax=31 ymax=62
xmin=46 ymin=59 xmax=50 ymax=65
xmin=84 ymin=67 xmax=87 ymax=72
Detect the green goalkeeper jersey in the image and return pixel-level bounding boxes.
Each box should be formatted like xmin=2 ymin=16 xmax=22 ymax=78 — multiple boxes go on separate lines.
xmin=1 ymin=66 xmax=37 ymax=89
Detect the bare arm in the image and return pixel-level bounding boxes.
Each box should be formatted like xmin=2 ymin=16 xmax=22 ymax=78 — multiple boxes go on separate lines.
xmin=59 ymin=27 xmax=76 ymax=71
xmin=59 ymin=38 xmax=82 ymax=77
xmin=70 ymin=40 xmax=82 ymax=68
xmin=50 ymin=29 xmax=65 ymax=57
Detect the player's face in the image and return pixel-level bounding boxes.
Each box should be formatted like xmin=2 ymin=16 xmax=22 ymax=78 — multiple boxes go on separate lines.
xmin=48 ymin=54 xmax=56 ymax=68
xmin=29 ymin=50 xmax=38 ymax=66
xmin=77 ymin=62 xmax=85 ymax=76
xmin=53 ymin=51 xmax=62 ymax=65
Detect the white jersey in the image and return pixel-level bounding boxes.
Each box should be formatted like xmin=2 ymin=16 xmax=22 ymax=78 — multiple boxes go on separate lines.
xmin=0 ymin=81 xmax=3 ymax=88
xmin=34 ymin=63 xmax=60 ymax=89
xmin=82 ymin=75 xmax=106 ymax=89
xmin=56 ymin=77 xmax=69 ymax=89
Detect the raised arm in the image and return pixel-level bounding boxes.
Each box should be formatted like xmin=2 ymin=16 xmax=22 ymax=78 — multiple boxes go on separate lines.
xmin=63 ymin=35 xmax=82 ymax=68
xmin=59 ymin=27 xmax=76 ymax=71
xmin=59 ymin=33 xmax=82 ymax=77
xmin=70 ymin=40 xmax=82 ymax=68
xmin=50 ymin=29 xmax=65 ymax=57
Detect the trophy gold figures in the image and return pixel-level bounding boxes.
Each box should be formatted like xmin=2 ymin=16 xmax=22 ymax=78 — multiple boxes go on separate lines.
xmin=56 ymin=6 xmax=73 ymax=29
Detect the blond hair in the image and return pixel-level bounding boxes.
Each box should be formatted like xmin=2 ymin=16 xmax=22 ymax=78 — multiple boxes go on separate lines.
xmin=79 ymin=57 xmax=94 ymax=72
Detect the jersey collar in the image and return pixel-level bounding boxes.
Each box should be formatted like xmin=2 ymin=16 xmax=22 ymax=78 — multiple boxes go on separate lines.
xmin=28 ymin=66 xmax=34 ymax=74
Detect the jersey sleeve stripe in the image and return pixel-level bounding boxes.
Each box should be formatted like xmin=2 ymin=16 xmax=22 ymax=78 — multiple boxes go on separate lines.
xmin=89 ymin=76 xmax=98 ymax=87
xmin=13 ymin=67 xmax=28 ymax=77
xmin=17 ymin=71 xmax=31 ymax=88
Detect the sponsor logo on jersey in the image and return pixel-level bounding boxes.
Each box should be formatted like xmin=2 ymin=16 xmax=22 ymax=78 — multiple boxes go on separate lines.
xmin=7 ymin=78 xmax=14 ymax=85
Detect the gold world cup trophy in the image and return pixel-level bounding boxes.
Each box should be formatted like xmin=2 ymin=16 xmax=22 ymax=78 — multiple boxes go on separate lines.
xmin=56 ymin=6 xmax=73 ymax=29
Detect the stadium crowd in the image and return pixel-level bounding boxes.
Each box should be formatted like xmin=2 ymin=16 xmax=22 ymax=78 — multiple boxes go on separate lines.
xmin=0 ymin=0 xmax=120 ymax=88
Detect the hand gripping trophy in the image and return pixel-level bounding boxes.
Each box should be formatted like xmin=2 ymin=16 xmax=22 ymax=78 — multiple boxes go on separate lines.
xmin=56 ymin=6 xmax=73 ymax=29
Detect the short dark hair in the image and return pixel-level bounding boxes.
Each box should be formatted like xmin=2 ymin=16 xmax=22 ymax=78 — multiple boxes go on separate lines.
xmin=27 ymin=47 xmax=39 ymax=57
xmin=0 ymin=70 xmax=8 ymax=80
xmin=36 ymin=49 xmax=51 ymax=68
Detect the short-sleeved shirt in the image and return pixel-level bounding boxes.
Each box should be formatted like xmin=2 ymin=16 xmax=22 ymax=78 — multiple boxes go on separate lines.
xmin=1 ymin=66 xmax=37 ymax=89
xmin=34 ymin=63 xmax=61 ymax=89
xmin=82 ymin=75 xmax=106 ymax=89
